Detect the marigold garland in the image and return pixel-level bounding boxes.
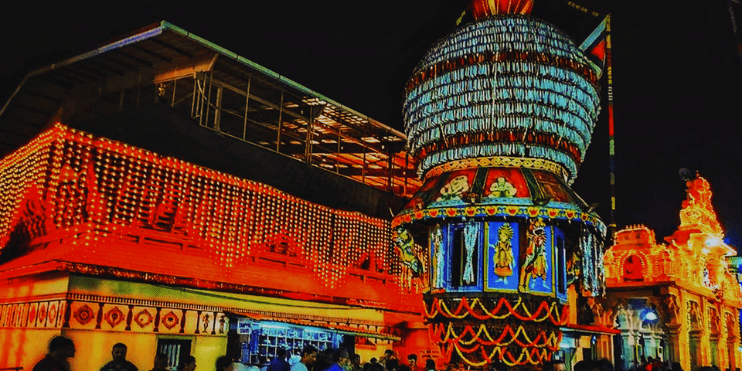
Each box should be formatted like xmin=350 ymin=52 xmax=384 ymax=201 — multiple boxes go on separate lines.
xmin=443 ymin=341 xmax=554 ymax=367
xmin=424 ymin=296 xmax=568 ymax=325
xmin=431 ymin=322 xmax=561 ymax=349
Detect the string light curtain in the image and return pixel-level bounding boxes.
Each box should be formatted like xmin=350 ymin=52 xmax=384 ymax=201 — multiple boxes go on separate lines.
xmin=0 ymin=124 xmax=396 ymax=292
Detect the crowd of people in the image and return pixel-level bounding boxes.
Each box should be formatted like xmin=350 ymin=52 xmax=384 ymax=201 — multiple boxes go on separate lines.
xmin=30 ymin=335 xmax=690 ymax=371
xmin=29 ymin=337 xmax=435 ymax=371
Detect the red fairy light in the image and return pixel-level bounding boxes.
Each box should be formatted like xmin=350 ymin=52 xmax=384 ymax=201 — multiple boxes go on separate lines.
xmin=0 ymin=124 xmax=412 ymax=299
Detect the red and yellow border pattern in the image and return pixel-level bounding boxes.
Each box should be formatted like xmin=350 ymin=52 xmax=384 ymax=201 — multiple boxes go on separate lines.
xmin=393 ymin=204 xmax=605 ymax=235
xmin=423 ymin=156 xmax=569 ymax=182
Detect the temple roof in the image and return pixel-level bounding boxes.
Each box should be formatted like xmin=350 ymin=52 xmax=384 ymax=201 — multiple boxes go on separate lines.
xmin=0 ymin=21 xmax=420 ymax=198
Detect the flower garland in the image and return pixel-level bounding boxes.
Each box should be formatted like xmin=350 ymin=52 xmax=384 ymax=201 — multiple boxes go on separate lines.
xmin=423 ymin=296 xmax=568 ymax=325
xmin=430 ymin=322 xmax=561 ymax=348
xmin=435 ymin=331 xmax=559 ymax=366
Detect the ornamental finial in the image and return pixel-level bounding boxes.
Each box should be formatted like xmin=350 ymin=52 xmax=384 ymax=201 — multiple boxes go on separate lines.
xmin=469 ymin=0 xmax=534 ymax=20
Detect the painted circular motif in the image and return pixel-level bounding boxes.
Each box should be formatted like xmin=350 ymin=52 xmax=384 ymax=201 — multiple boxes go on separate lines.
xmin=73 ymin=304 xmax=95 ymax=325
xmin=104 ymin=306 xmax=125 ymax=328
xmin=134 ymin=309 xmax=153 ymax=328
xmin=161 ymin=311 xmax=179 ymax=329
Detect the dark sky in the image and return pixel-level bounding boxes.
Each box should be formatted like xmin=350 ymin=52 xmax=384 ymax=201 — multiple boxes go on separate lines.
xmin=2 ymin=0 xmax=742 ymax=247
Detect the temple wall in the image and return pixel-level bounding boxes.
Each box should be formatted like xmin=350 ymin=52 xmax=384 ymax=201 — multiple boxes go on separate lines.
xmin=0 ymin=274 xmax=70 ymax=368
xmin=0 ymin=273 xmax=69 ymax=300
xmin=68 ymin=275 xmax=387 ymax=324
xmin=65 ymin=330 xmax=159 ymax=371
xmin=0 ymin=328 xmax=60 ymax=369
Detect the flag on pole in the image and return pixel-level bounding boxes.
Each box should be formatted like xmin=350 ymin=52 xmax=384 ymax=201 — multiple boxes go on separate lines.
xmin=579 ymin=16 xmax=609 ymax=77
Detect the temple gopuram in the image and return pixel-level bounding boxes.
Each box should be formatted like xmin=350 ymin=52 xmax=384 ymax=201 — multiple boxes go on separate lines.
xmin=0 ymin=21 xmax=431 ymax=371
xmin=393 ymin=0 xmax=616 ymax=367
xmin=602 ymin=174 xmax=742 ymax=370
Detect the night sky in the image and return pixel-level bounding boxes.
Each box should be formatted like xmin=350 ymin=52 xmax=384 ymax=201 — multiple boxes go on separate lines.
xmin=2 ymin=0 xmax=742 ymax=247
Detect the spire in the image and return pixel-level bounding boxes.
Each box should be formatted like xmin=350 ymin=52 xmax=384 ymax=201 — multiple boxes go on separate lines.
xmin=469 ymin=0 xmax=534 ymax=20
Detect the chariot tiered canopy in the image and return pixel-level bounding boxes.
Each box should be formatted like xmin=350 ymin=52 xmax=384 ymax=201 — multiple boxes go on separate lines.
xmin=393 ymin=0 xmax=607 ymax=366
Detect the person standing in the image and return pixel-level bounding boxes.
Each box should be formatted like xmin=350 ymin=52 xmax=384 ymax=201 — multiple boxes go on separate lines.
xmin=349 ymin=354 xmax=361 ymax=371
xmin=267 ymin=348 xmax=290 ymax=371
xmin=33 ymin=336 xmax=76 ymax=371
xmin=101 ymin=343 xmax=139 ymax=371
xmin=405 ymin=355 xmax=420 ymax=371
xmin=290 ymin=345 xmax=318 ymax=371
xmin=178 ymin=356 xmax=197 ymax=371
xmin=215 ymin=357 xmax=233 ymax=371
xmin=323 ymin=349 xmax=349 ymax=371
xmin=150 ymin=354 xmax=169 ymax=371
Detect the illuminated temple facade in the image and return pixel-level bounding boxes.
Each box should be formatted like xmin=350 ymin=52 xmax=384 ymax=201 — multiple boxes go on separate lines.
xmin=5 ymin=8 xmax=738 ymax=371
xmin=602 ymin=175 xmax=742 ymax=371
xmin=0 ymin=22 xmax=430 ymax=371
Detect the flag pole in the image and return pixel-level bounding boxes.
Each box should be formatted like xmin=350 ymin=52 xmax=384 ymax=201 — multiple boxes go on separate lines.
xmin=606 ymin=14 xmax=617 ymax=239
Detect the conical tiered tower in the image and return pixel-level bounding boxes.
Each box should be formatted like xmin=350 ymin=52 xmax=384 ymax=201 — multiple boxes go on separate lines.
xmin=393 ymin=0 xmax=607 ymax=367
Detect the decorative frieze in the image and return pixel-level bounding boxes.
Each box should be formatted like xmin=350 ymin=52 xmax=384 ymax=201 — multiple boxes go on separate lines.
xmin=0 ymin=296 xmax=226 ymax=336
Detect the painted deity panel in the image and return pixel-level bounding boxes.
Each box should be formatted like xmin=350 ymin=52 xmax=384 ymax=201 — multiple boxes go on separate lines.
xmin=485 ymin=222 xmax=520 ymax=292
xmin=483 ymin=168 xmax=530 ymax=199
xmin=433 ymin=169 xmax=477 ymax=204
xmin=517 ymin=221 xmax=553 ymax=295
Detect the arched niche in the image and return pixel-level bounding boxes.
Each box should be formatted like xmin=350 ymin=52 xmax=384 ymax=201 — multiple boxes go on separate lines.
xmin=622 ymin=254 xmax=646 ymax=282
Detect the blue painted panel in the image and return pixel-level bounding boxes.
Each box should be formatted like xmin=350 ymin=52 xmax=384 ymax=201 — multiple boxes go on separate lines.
xmin=519 ymin=226 xmax=554 ymax=295
xmin=485 ymin=222 xmax=520 ymax=292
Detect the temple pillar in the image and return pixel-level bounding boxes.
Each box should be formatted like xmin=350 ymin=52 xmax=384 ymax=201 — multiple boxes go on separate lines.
xmin=665 ymin=324 xmax=684 ymax=368
xmin=689 ymin=330 xmax=704 ymax=368
xmin=709 ymin=334 xmax=720 ymax=367
xmin=621 ymin=332 xmax=638 ymax=368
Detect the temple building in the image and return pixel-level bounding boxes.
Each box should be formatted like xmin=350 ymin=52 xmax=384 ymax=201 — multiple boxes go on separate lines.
xmin=392 ymin=0 xmax=616 ymax=367
xmin=602 ymin=175 xmax=742 ymax=370
xmin=0 ymin=21 xmax=431 ymax=371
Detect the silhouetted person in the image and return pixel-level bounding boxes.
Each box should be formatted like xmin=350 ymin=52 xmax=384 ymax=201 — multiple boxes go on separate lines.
xmin=151 ymin=353 xmax=169 ymax=371
xmin=594 ymin=359 xmax=614 ymax=371
xmin=424 ymin=360 xmax=435 ymax=371
xmin=574 ymin=360 xmax=595 ymax=371
xmin=267 ymin=348 xmax=290 ymax=371
xmin=543 ymin=361 xmax=566 ymax=371
xmin=33 ymin=336 xmax=76 ymax=371
xmin=406 ymin=355 xmax=419 ymax=371
xmin=216 ymin=357 xmax=234 ymax=371
xmin=178 ymin=356 xmax=196 ymax=371
xmin=313 ymin=348 xmax=333 ymax=371
xmin=325 ymin=349 xmax=350 ymax=371
xmin=380 ymin=351 xmax=395 ymax=371
xmin=351 ymin=354 xmax=361 ymax=371
xmin=101 ymin=343 xmax=139 ymax=371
